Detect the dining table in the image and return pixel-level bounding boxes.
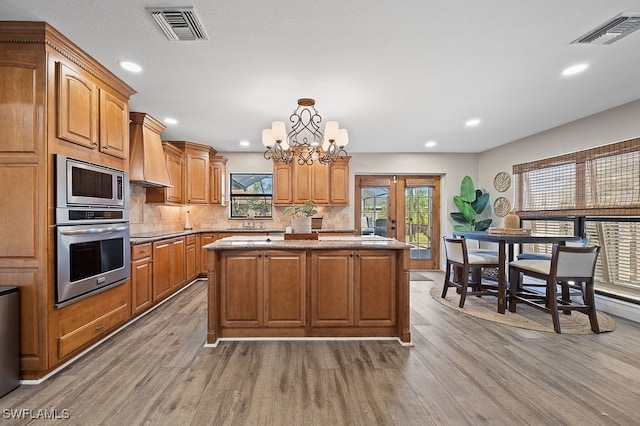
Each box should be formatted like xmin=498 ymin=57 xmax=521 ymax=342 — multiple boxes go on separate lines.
xmin=452 ymin=231 xmax=581 ymax=314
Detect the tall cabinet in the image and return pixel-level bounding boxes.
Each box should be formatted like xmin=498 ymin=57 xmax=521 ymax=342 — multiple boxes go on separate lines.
xmin=0 ymin=22 xmax=136 ymax=379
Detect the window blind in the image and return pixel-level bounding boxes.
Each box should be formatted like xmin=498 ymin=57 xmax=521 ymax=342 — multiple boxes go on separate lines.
xmin=513 ymin=138 xmax=640 ymax=218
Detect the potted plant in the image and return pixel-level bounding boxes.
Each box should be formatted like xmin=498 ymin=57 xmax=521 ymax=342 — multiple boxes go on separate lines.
xmin=450 ymin=175 xmax=493 ymax=231
xmin=284 ymin=200 xmax=318 ymax=233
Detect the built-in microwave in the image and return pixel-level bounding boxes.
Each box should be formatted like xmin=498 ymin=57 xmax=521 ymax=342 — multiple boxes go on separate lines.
xmin=56 ymin=155 xmax=129 ymax=224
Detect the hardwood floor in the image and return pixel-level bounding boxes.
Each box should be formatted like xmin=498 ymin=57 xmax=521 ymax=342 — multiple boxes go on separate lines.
xmin=2 ymin=273 xmax=640 ymax=425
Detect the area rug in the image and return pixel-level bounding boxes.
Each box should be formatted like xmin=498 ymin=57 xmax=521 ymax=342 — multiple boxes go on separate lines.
xmin=430 ymin=285 xmax=616 ymax=334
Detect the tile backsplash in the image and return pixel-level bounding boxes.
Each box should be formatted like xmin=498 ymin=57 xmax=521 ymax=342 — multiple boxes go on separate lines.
xmin=129 ymin=185 xmax=351 ymax=235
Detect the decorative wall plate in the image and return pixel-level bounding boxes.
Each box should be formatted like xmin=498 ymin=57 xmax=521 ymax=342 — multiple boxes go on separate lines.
xmin=493 ymin=172 xmax=511 ymax=192
xmin=493 ymin=197 xmax=511 ymax=217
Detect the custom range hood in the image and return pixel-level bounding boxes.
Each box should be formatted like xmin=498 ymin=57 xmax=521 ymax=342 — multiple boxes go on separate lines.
xmin=129 ymin=112 xmax=172 ymax=187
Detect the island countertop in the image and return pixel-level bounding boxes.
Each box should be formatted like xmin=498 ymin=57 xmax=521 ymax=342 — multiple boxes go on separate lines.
xmin=203 ymin=235 xmax=410 ymax=250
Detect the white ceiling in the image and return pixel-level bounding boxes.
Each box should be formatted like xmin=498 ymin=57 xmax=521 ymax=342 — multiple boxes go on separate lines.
xmin=2 ymin=1 xmax=640 ymax=154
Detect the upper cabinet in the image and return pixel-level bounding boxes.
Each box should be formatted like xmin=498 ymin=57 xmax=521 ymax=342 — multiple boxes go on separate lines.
xmin=145 ymin=140 xmax=227 ymax=205
xmin=210 ymin=154 xmax=228 ymax=206
xmin=273 ymin=157 xmax=350 ymax=206
xmin=57 ymin=62 xmax=129 ymax=159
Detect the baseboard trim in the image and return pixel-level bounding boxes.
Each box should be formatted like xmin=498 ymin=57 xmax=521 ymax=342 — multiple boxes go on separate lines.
xmin=596 ymin=294 xmax=640 ymax=323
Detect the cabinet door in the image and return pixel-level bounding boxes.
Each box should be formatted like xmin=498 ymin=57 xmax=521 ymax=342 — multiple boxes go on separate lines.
xmin=200 ymin=233 xmax=216 ymax=275
xmin=169 ymin=237 xmax=186 ymax=290
xmin=311 ymin=250 xmax=353 ymax=326
xmin=293 ymin=161 xmax=313 ymax=204
xmin=99 ymin=89 xmax=129 ymax=159
xmin=210 ymin=157 xmax=227 ymax=205
xmin=355 ymin=250 xmax=396 ymax=326
xmin=330 ymin=158 xmax=350 ymax=205
xmin=152 ymin=241 xmax=172 ymax=302
xmin=57 ymin=62 xmax=98 ymax=149
xmin=273 ymin=162 xmax=293 ymax=205
xmin=165 ymin=148 xmax=184 ymax=204
xmin=186 ymin=241 xmax=196 ymax=282
xmin=131 ymin=257 xmax=153 ymax=315
xmin=221 ymin=251 xmax=263 ymax=327
xmin=311 ymin=161 xmax=331 ymax=204
xmin=264 ymin=250 xmax=306 ymax=327
xmin=185 ymin=149 xmax=209 ymax=204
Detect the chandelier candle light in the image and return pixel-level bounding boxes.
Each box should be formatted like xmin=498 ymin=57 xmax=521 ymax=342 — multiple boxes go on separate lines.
xmin=262 ymin=98 xmax=349 ymax=165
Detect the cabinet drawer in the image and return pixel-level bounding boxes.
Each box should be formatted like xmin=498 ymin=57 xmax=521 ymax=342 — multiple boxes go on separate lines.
xmin=58 ymin=303 xmax=129 ymax=358
xmin=186 ymin=234 xmax=196 ymax=245
xmin=132 ymin=243 xmax=152 ymax=260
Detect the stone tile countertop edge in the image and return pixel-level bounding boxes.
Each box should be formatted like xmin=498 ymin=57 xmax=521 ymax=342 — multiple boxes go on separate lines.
xmin=203 ymin=235 xmax=411 ymax=250
xmin=130 ymin=229 xmax=357 ymax=245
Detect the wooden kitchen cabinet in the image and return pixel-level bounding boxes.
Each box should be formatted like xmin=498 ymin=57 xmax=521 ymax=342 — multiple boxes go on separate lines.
xmin=57 ymin=61 xmax=129 ymax=159
xmin=184 ymin=145 xmax=209 ymax=204
xmin=186 ymin=234 xmax=197 ymax=282
xmin=330 ymin=157 xmax=350 ymax=205
xmin=0 ymin=22 xmax=135 ymax=379
xmin=210 ymin=154 xmax=228 ymax=205
xmin=311 ymin=249 xmax=396 ymax=327
xmin=273 ymin=162 xmax=294 ymax=205
xmin=272 ymin=156 xmax=350 ymax=205
xmin=220 ymin=250 xmax=306 ymax=327
xmin=152 ymin=236 xmax=186 ymax=302
xmin=131 ymin=243 xmax=153 ymax=315
xmin=199 ymin=233 xmax=217 ymax=276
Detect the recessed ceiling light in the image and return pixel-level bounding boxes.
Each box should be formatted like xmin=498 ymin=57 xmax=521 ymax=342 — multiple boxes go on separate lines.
xmin=163 ymin=117 xmax=178 ymax=125
xmin=562 ymin=63 xmax=589 ymax=76
xmin=119 ymin=61 xmax=142 ymax=73
xmin=425 ymin=141 xmax=437 ymax=148
xmin=465 ymin=118 xmax=481 ymax=127
xmin=240 ymin=140 xmax=250 ymax=147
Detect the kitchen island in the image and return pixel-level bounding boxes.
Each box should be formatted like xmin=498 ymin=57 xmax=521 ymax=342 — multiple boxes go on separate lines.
xmin=203 ymin=235 xmax=412 ymax=345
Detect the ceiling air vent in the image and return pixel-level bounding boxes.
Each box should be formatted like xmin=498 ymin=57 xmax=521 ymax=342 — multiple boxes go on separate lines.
xmin=147 ymin=7 xmax=209 ymax=41
xmin=572 ymin=12 xmax=640 ymax=45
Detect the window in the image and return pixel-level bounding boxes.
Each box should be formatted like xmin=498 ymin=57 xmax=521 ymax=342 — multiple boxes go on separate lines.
xmin=230 ymin=173 xmax=273 ymax=218
xmin=514 ymin=138 xmax=640 ymax=303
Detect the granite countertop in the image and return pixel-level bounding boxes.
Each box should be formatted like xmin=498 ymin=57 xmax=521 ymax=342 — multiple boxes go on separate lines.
xmin=130 ymin=228 xmax=356 ymax=245
xmin=203 ymin=235 xmax=411 ymax=250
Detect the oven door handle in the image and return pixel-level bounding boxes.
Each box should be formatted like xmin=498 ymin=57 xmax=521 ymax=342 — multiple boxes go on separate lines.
xmin=59 ymin=225 xmax=129 ymax=235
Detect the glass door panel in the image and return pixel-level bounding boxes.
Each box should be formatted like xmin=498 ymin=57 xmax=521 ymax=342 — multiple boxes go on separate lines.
xmin=405 ymin=186 xmax=432 ymax=262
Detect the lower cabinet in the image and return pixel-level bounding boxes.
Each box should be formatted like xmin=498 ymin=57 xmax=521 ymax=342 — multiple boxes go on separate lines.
xmin=152 ymin=236 xmax=186 ymax=303
xmin=131 ymin=243 xmax=153 ymax=315
xmin=199 ymin=232 xmax=217 ymax=276
xmin=221 ymin=250 xmax=306 ymax=327
xmin=186 ymin=234 xmax=197 ymax=282
xmin=55 ymin=282 xmax=131 ymax=360
xmin=311 ymin=249 xmax=396 ymax=327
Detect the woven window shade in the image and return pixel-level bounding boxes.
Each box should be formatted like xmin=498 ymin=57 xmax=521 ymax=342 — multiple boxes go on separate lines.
xmin=514 ymin=138 xmax=640 ymax=218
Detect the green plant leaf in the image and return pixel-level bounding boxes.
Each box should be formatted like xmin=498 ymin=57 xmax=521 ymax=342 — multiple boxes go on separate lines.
xmin=459 ymin=202 xmax=476 ymax=222
xmin=475 ymin=219 xmax=493 ymax=231
xmin=472 ymin=192 xmax=490 ymax=214
xmin=460 ymin=175 xmax=476 ymax=203
xmin=449 ymin=212 xmax=468 ymax=224
xmin=454 ymin=224 xmax=472 ymax=232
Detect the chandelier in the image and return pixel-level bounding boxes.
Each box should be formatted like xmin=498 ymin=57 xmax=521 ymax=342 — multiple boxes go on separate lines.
xmin=262 ymin=98 xmax=349 ymax=165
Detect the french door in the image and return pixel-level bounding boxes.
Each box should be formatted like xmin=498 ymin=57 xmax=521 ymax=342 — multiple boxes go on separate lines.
xmin=355 ymin=175 xmax=441 ymax=270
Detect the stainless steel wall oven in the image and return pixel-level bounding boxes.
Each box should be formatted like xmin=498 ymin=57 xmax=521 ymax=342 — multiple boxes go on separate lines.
xmin=55 ymin=155 xmax=130 ymax=307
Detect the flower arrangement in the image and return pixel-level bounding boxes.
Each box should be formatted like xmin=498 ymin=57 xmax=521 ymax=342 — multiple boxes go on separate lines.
xmin=283 ymin=200 xmax=318 ymax=218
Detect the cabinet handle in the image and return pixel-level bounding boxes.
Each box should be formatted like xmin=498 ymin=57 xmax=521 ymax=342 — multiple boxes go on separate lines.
xmin=95 ymin=322 xmax=108 ymax=331
xmin=139 ymin=249 xmax=149 ymax=253
xmin=102 ymin=145 xmax=109 ymax=150
xmin=349 ymin=253 xmax=354 ymax=257
xmin=91 ymin=141 xmax=98 ymax=146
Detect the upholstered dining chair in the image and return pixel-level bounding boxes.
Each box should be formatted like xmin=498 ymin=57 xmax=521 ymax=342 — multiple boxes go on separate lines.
xmin=508 ymin=244 xmax=601 ymax=333
xmin=442 ymin=236 xmax=500 ymax=308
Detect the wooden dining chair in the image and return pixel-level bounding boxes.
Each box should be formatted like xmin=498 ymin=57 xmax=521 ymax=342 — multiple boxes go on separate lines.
xmin=508 ymin=244 xmax=601 ymax=333
xmin=442 ymin=236 xmax=500 ymax=308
